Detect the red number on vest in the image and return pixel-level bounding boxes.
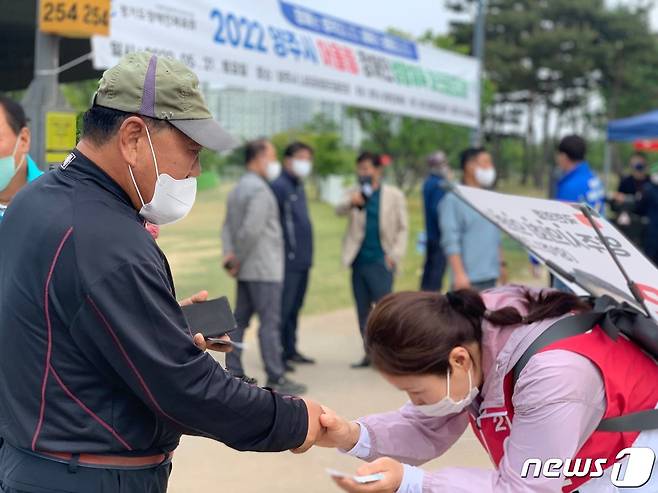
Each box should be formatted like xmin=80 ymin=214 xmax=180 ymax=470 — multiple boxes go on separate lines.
xmin=494 ymin=415 xmax=508 ymax=432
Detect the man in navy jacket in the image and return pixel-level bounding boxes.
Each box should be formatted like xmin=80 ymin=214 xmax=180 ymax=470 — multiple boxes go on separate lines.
xmin=0 ymin=53 xmax=324 ymax=493
xmin=271 ymin=142 xmax=316 ymax=368
xmin=420 ymin=151 xmax=450 ymax=292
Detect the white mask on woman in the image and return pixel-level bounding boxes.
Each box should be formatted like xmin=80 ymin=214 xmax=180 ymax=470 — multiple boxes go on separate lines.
xmin=413 ymin=368 xmax=479 ymax=417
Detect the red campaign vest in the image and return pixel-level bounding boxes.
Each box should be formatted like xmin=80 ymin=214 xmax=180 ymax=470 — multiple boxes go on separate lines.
xmin=469 ymin=325 xmax=658 ymax=492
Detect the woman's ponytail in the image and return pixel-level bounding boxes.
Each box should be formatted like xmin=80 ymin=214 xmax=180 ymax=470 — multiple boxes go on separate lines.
xmin=446 ymin=289 xmax=525 ymax=327
xmin=365 ymin=287 xmax=592 ymax=377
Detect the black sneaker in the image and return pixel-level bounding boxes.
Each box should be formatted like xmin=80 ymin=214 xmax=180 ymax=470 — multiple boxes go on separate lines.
xmin=288 ymin=352 xmax=316 ymax=365
xmin=266 ymin=376 xmax=307 ymax=396
xmin=350 ymin=356 xmax=371 ymax=369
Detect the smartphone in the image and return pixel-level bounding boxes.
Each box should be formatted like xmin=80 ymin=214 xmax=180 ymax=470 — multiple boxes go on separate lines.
xmin=181 ymin=296 xmax=237 ymax=339
xmin=205 ymin=338 xmax=246 ymax=350
xmin=325 ymin=468 xmax=384 ymax=484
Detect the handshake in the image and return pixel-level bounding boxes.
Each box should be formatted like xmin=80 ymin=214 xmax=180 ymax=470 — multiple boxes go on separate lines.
xmin=292 ymin=399 xmax=405 ymax=492
xmin=292 ymin=399 xmax=360 ymax=454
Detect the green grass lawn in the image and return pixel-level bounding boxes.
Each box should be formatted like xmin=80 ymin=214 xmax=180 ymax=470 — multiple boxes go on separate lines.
xmin=158 ymin=181 xmax=539 ymax=316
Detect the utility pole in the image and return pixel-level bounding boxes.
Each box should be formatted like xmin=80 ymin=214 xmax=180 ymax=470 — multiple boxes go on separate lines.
xmin=22 ymin=31 xmax=59 ymax=169
xmin=470 ymin=0 xmax=487 ymax=147
xmin=20 ymin=0 xmax=110 ymax=169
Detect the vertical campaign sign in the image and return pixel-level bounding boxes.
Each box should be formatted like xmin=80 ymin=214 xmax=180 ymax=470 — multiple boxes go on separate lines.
xmin=92 ymin=0 xmax=480 ymax=127
xmin=453 ymin=185 xmax=658 ymax=322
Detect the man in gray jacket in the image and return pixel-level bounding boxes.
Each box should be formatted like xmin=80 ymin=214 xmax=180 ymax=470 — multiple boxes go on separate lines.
xmin=222 ymin=139 xmax=306 ymax=395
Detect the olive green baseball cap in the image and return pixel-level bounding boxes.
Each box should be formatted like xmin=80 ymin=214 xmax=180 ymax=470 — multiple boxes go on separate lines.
xmin=93 ymin=52 xmax=237 ymax=152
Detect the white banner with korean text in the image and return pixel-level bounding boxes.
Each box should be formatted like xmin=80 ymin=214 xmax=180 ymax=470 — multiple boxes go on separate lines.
xmin=91 ymin=0 xmax=479 ymax=127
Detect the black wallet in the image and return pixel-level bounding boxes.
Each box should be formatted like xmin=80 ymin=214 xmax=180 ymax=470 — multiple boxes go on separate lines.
xmin=181 ymin=296 xmax=237 ymax=339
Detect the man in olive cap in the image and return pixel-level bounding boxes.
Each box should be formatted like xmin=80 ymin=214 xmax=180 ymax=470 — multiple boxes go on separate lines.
xmin=0 ymin=52 xmax=324 ymax=492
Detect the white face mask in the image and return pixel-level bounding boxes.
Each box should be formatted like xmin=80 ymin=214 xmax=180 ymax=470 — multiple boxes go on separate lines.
xmin=266 ymin=160 xmax=281 ymax=181
xmin=128 ymin=125 xmax=197 ymax=226
xmin=413 ymin=368 xmax=479 ymax=417
xmin=0 ymin=136 xmax=24 ymax=191
xmin=475 ymin=167 xmax=496 ymax=188
xmin=651 ymin=173 xmax=658 ymax=185
xmin=291 ymin=159 xmax=312 ymax=179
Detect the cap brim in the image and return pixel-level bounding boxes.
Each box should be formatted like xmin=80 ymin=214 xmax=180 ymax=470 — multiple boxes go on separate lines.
xmin=170 ymin=118 xmax=239 ymax=153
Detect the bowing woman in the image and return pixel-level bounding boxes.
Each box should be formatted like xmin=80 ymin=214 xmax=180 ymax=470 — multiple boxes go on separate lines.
xmin=317 ymin=285 xmax=658 ymax=492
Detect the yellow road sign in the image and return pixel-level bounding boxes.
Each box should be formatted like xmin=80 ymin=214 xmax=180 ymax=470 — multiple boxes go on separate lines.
xmin=39 ymin=0 xmax=110 ymax=38
xmin=46 ymin=112 xmax=77 ymax=163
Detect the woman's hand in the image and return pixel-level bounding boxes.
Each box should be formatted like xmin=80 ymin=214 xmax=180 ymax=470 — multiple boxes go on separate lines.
xmin=316 ymin=406 xmax=361 ymax=450
xmin=332 ymin=457 xmax=404 ymax=493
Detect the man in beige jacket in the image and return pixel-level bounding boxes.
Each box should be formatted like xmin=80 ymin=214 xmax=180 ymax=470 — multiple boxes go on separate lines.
xmin=336 ymin=152 xmax=408 ymax=368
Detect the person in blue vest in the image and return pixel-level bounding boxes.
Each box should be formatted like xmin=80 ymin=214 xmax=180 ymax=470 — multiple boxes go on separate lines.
xmin=0 ymin=95 xmax=43 ymax=221
xmin=553 ymin=135 xmax=605 ymax=291
xmin=555 ymin=135 xmax=605 ymax=212
xmin=270 ymin=141 xmax=316 ymax=370
xmin=420 ymin=150 xmax=451 ymax=292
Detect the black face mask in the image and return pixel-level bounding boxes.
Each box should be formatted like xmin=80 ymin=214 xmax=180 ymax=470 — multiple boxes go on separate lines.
xmin=632 ymin=162 xmax=646 ymax=172
xmin=358 ymin=175 xmax=373 ymax=186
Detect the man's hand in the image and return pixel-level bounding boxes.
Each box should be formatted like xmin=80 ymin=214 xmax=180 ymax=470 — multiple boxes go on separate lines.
xmin=193 ymin=333 xmax=233 ymax=353
xmin=453 ymin=272 xmax=470 ymax=290
xmin=531 ymin=263 xmax=542 ymax=279
xmin=291 ymin=397 xmax=326 ymax=454
xmin=316 ymin=406 xmax=361 ymax=450
xmin=350 ymin=192 xmax=365 ymax=208
xmin=613 ymin=192 xmax=627 ymax=205
xmin=179 ymin=290 xmax=208 ymax=307
xmin=498 ymin=263 xmax=509 ymax=285
xmin=223 ymin=254 xmax=240 ymax=278
xmin=332 ymin=457 xmax=404 ymax=493
xmin=180 ymin=290 xmax=234 ymax=353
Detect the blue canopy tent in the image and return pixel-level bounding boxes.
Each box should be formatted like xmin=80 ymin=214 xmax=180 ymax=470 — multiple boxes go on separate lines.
xmin=607 ymin=110 xmax=658 ymax=141
xmin=604 ymin=109 xmax=658 ymax=188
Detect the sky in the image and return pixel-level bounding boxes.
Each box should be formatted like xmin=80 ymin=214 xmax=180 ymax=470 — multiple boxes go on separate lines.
xmin=296 ymin=0 xmax=658 ymax=39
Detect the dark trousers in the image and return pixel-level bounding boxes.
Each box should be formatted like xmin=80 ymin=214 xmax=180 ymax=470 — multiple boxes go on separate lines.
xmin=280 ymin=269 xmax=310 ymax=360
xmin=352 ymin=262 xmax=394 ymax=340
xmin=0 ymin=441 xmax=170 ymax=493
xmin=226 ymin=280 xmax=285 ymax=381
xmin=646 ymin=240 xmax=658 ymax=267
xmin=420 ymin=239 xmax=446 ymax=292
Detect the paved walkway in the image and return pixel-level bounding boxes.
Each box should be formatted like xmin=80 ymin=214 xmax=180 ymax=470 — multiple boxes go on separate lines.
xmin=168 ymin=307 xmax=491 ymax=492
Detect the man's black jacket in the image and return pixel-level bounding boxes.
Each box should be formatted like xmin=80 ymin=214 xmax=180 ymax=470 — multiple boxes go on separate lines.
xmin=0 ymin=150 xmax=307 ymax=456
